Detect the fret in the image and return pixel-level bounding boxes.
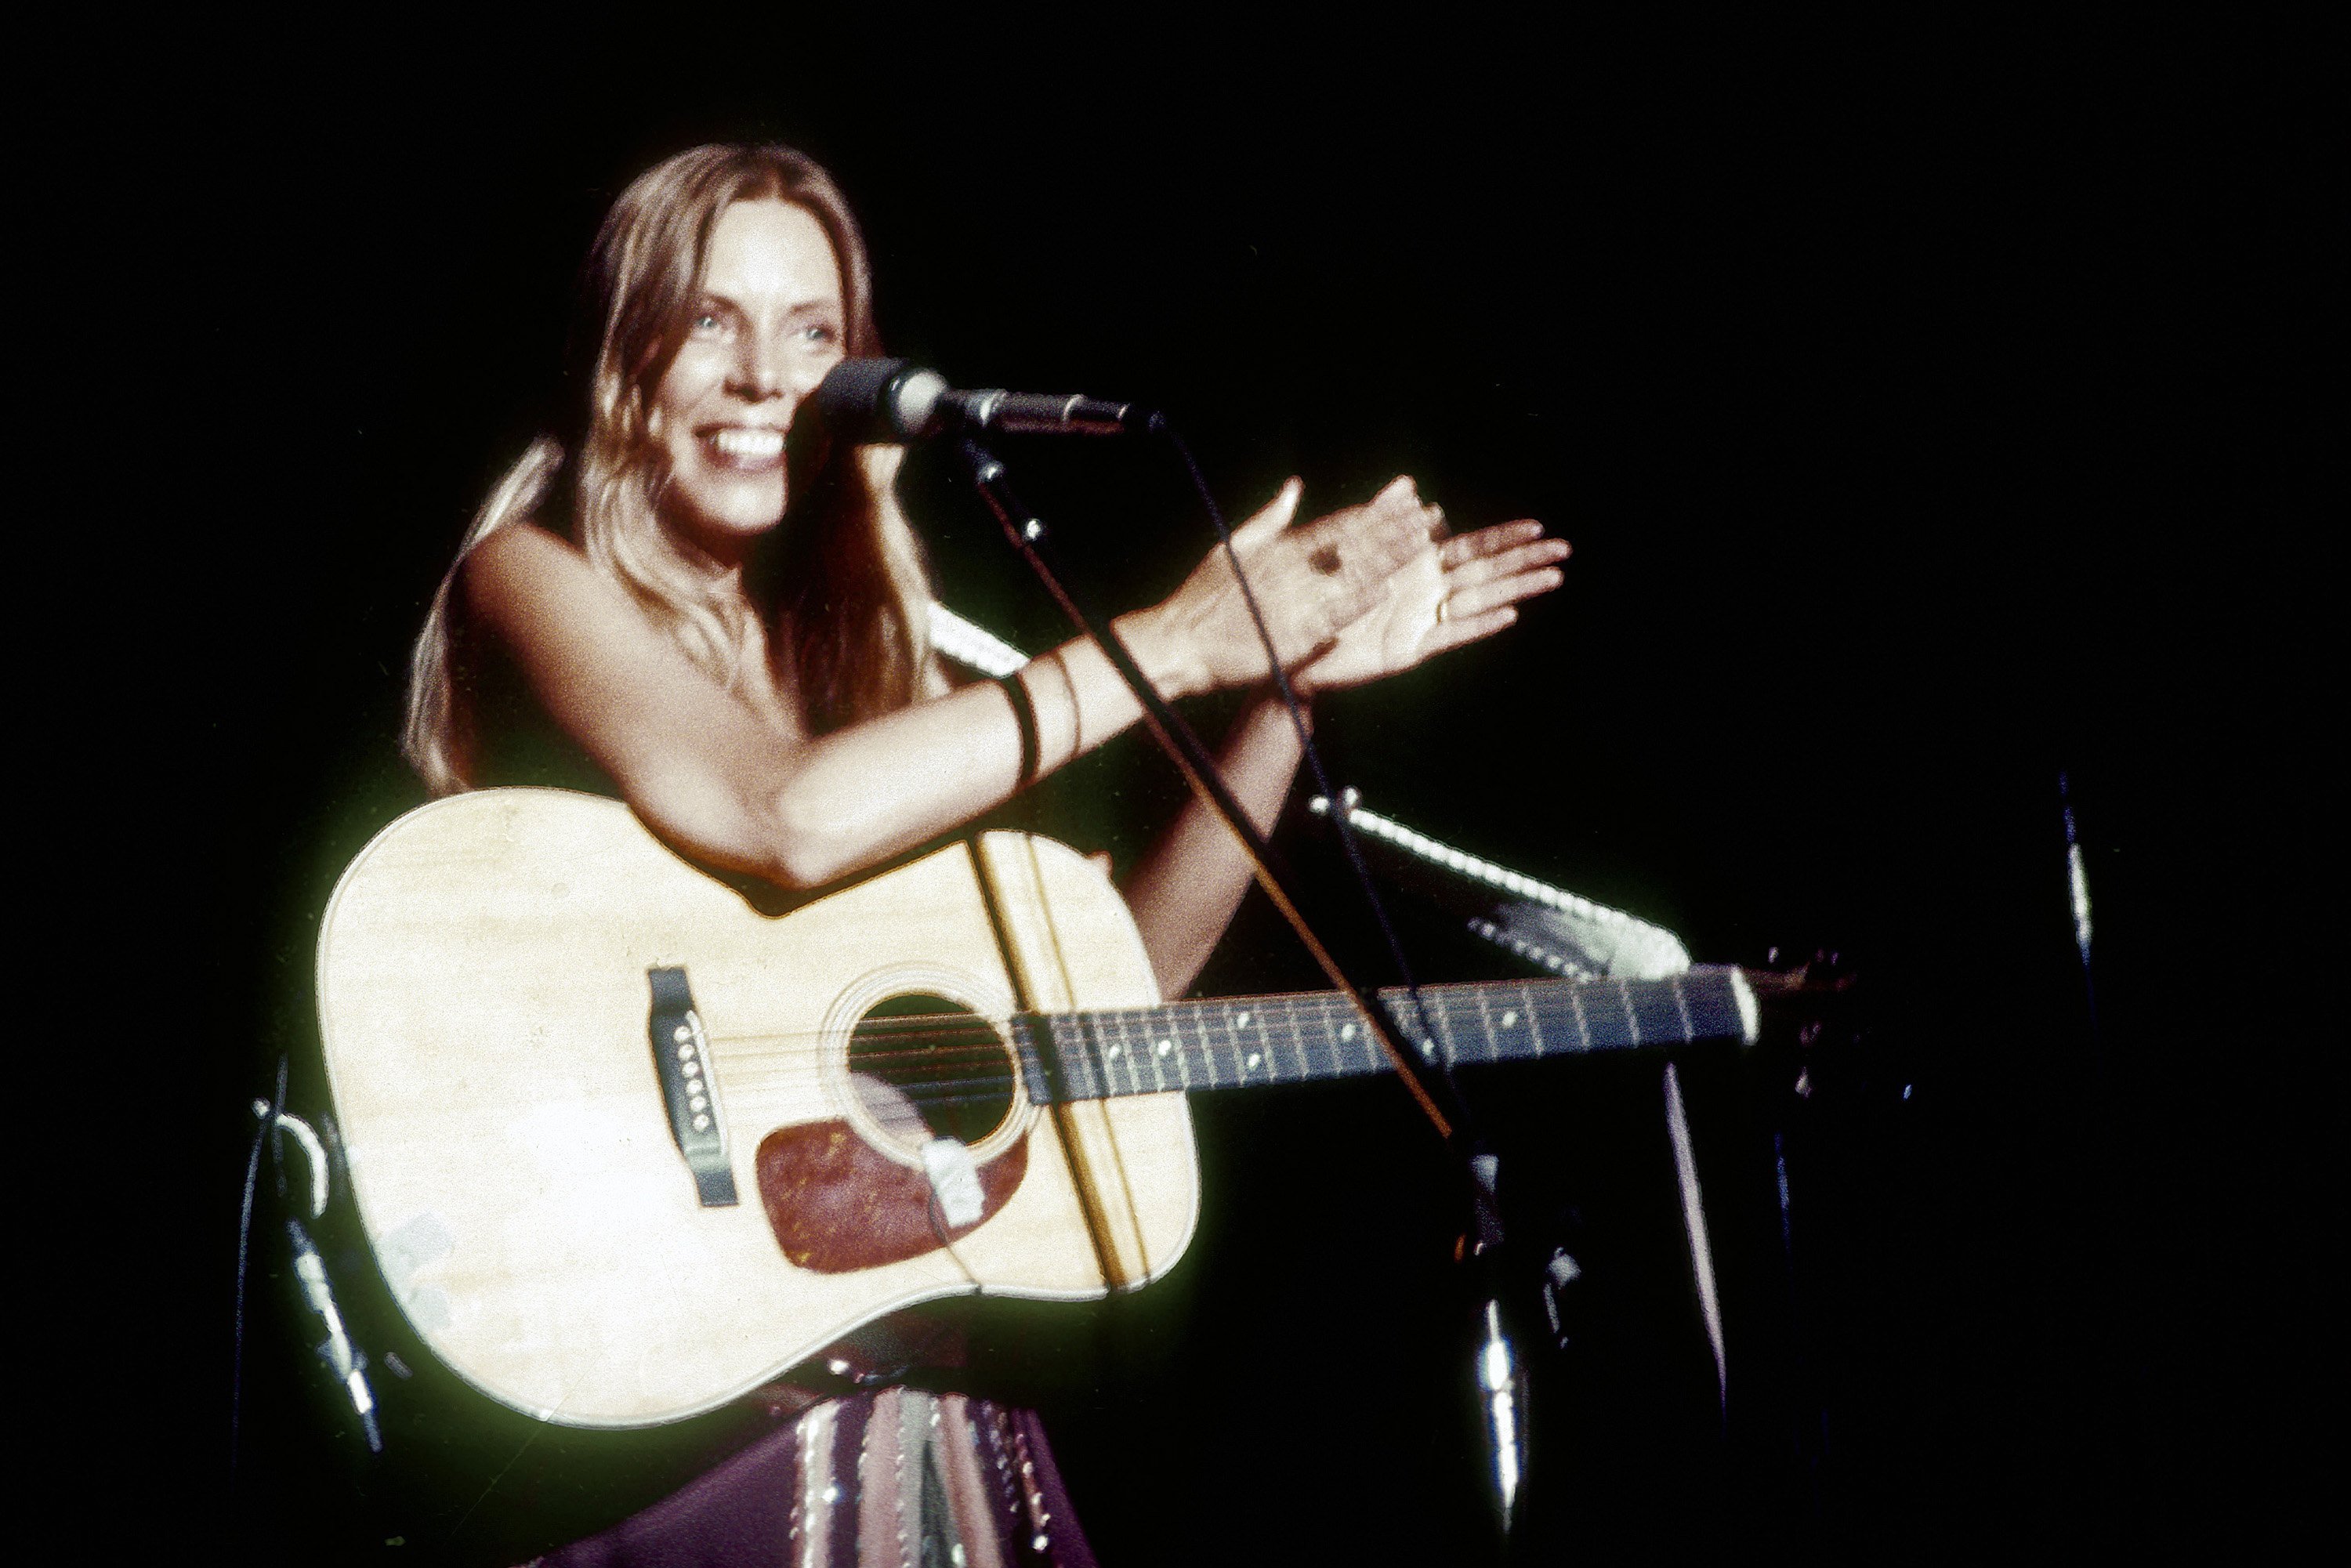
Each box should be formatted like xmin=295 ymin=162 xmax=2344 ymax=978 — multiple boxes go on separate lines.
xmin=1042 ymin=1016 xmax=1092 ymax=1103
xmin=1668 ymin=974 xmax=1697 ymax=1044
xmin=1624 ymin=977 xmax=1685 ymax=1048
xmin=1126 ymin=1009 xmax=1153 ymax=1095
xmin=1013 ymin=1019 xmax=1049 ymax=1104
xmin=1375 ymin=993 xmax=1411 ymax=1063
xmin=1107 ymin=1005 xmax=1142 ymax=1095
xmin=1074 ymin=1016 xmax=1107 ymax=1101
xmin=1038 ymin=1016 xmax=1073 ymax=1103
xmin=1240 ymin=1004 xmax=1267 ymax=1082
xmin=1156 ymin=1008 xmax=1191 ymax=1091
xmin=1229 ymin=1002 xmax=1266 ymax=1083
xmin=1417 ymin=992 xmax=1458 ymax=1069
xmin=1615 ymin=978 xmax=1643 ymax=1048
xmin=1471 ymin=986 xmax=1502 ymax=1066
xmin=1144 ymin=1012 xmax=1167 ymax=1091
xmin=1334 ymin=998 xmax=1371 ymax=1077
xmin=1083 ymin=1010 xmax=1114 ymax=1095
xmin=1189 ymin=1009 xmax=1222 ymax=1088
xmin=1155 ymin=1006 xmax=1181 ymax=1093
xmin=1281 ymin=997 xmax=1312 ymax=1084
xmin=1094 ymin=1011 xmax=1126 ymax=1095
xmin=1184 ymin=1007 xmax=1219 ymax=1089
xmin=1520 ymin=980 xmax=1546 ymax=1059
xmin=1396 ymin=990 xmax=1444 ymax=1067
xmin=1225 ymin=1002 xmax=1263 ymax=1082
xmin=1434 ymin=990 xmax=1464 ymax=1065
xmin=1131 ymin=1007 xmax=1163 ymax=1091
xmin=1566 ymin=984 xmax=1592 ymax=1052
xmin=1319 ymin=997 xmax=1344 ymax=1077
xmin=1095 ymin=1009 xmax=1124 ymax=1095
xmin=1114 ymin=1006 xmax=1151 ymax=1095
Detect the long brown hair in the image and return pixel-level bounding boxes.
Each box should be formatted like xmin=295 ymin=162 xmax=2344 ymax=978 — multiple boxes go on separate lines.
xmin=403 ymin=143 xmax=940 ymax=795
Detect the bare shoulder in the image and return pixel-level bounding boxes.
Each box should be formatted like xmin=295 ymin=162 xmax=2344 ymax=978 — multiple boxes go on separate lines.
xmin=463 ymin=520 xmax=592 ymax=608
xmin=460 ymin=521 xmax=645 ymax=643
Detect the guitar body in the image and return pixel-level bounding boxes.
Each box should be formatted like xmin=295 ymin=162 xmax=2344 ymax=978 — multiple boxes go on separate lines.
xmin=317 ymin=788 xmax=1196 ymax=1428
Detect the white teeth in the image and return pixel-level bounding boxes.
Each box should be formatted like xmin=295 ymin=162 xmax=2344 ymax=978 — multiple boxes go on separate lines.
xmin=709 ymin=428 xmax=784 ymax=459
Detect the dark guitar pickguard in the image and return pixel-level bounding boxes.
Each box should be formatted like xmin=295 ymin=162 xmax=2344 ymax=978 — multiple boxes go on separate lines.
xmin=755 ymin=1121 xmax=1027 ymax=1273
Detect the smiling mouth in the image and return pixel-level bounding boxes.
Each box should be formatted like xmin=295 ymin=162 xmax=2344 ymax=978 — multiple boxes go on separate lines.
xmin=702 ymin=427 xmax=785 ymax=470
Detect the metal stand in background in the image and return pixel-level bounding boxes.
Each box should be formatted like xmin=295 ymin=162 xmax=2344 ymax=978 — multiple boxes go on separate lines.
xmin=247 ymin=1099 xmax=382 ymax=1454
xmin=951 ymin=435 xmax=1529 ymax=1534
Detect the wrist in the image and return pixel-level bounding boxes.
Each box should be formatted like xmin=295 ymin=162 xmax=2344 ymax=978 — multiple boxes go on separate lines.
xmin=1255 ymin=680 xmax=1310 ymax=721
xmin=1114 ymin=605 xmax=1206 ymax=701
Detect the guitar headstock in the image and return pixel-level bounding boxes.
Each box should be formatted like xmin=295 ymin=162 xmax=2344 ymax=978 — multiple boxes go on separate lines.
xmin=1741 ymin=946 xmax=1876 ymax=1100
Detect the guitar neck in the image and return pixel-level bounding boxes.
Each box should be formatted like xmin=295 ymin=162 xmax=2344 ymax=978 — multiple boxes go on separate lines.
xmin=1012 ymin=966 xmax=1757 ymax=1106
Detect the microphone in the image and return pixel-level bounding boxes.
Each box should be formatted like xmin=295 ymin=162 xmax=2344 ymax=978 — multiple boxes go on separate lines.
xmin=811 ymin=357 xmax=1153 ymax=442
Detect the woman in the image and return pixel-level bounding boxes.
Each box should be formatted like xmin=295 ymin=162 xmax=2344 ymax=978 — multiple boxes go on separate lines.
xmin=405 ymin=143 xmax=1567 ymax=1566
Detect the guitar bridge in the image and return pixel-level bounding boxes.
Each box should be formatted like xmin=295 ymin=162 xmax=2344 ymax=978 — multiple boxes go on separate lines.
xmin=647 ymin=967 xmax=738 ymax=1207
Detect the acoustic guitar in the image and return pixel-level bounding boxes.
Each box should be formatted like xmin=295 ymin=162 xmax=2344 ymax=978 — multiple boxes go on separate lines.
xmin=317 ymin=788 xmax=1757 ymax=1428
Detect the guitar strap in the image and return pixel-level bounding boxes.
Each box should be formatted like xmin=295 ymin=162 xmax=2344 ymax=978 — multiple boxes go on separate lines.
xmin=962 ymin=833 xmax=1126 ymax=1290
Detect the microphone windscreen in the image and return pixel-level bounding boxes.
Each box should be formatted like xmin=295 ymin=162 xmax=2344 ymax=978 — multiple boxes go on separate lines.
xmin=810 ymin=357 xmax=946 ymax=442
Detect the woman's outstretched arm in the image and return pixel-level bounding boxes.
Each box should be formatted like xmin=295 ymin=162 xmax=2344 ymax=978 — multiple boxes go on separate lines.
xmin=1119 ymin=512 xmax=1570 ymax=996
xmin=461 ymin=479 xmax=1436 ymax=890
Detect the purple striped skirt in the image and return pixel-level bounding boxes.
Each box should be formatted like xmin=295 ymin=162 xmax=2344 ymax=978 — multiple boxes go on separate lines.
xmin=526 ymin=1389 xmax=1096 ymax=1568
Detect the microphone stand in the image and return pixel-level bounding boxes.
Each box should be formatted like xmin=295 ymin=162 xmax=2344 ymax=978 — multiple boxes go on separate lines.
xmin=952 ymin=436 xmax=1528 ymax=1537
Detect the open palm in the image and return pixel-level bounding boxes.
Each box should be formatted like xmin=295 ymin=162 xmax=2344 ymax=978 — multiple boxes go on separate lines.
xmin=1292 ymin=520 xmax=1569 ymax=693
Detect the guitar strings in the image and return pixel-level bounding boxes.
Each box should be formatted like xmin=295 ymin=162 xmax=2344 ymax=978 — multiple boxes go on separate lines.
xmin=697 ymin=973 xmax=1679 ymax=1117
xmin=710 ymin=984 xmax=1592 ymax=1072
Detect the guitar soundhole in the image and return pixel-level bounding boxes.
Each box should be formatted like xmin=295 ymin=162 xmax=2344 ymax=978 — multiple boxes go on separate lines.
xmin=846 ymin=993 xmax=1015 ymax=1149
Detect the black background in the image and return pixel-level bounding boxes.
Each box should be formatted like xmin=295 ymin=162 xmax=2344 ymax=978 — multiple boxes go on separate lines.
xmin=151 ymin=13 xmax=2331 ymax=1564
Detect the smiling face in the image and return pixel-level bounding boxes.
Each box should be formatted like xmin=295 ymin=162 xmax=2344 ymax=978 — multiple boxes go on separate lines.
xmin=650 ymin=199 xmax=847 ymax=559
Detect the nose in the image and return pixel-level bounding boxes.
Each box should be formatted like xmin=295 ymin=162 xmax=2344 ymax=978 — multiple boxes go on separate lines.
xmin=729 ymin=328 xmax=835 ymax=408
xmin=729 ymin=332 xmax=787 ymax=403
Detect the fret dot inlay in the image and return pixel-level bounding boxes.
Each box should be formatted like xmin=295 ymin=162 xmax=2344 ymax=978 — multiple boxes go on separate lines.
xmin=1236 ymin=1011 xmax=1251 ymax=1028
xmin=1342 ymin=1023 xmax=1357 ymax=1041
xmin=1502 ymin=1010 xmax=1517 ymax=1027
xmin=1247 ymin=1052 xmax=1261 ymax=1068
xmin=1156 ymin=1040 xmax=1172 ymax=1056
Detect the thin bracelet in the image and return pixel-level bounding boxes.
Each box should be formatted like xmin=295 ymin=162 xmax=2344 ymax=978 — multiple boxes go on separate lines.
xmin=1045 ymin=649 xmax=1078 ymax=758
xmin=997 ymin=672 xmax=1039 ymax=787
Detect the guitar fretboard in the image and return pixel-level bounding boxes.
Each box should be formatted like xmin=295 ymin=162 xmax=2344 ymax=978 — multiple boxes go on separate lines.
xmin=1009 ymin=967 xmax=1755 ymax=1106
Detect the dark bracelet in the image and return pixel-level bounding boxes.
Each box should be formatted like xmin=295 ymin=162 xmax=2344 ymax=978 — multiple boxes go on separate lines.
xmin=997 ymin=672 xmax=1039 ymax=788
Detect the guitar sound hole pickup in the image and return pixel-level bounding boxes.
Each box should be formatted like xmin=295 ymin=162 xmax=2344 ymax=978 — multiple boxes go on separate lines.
xmin=647 ymin=967 xmax=738 ymax=1207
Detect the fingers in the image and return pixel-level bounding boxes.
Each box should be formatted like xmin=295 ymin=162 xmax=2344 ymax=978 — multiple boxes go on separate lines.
xmin=1443 ymin=563 xmax=1563 ymax=625
xmin=1438 ymin=519 xmax=1556 ymax=569
xmin=1422 ymin=603 xmax=1521 ymax=657
xmin=1230 ymin=477 xmax=1305 ymax=549
xmin=1450 ymin=538 xmax=1569 ymax=590
xmin=1425 ymin=520 xmax=1567 ymax=655
xmin=1347 ymin=480 xmax=1446 ymax=569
